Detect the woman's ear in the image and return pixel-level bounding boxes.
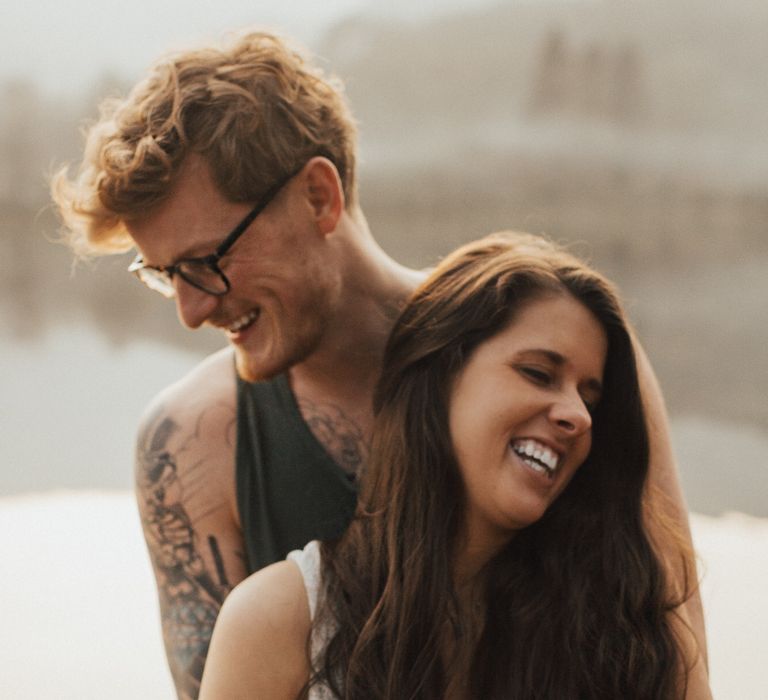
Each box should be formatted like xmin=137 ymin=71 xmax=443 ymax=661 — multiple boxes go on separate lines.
xmin=302 ymin=156 xmax=345 ymax=235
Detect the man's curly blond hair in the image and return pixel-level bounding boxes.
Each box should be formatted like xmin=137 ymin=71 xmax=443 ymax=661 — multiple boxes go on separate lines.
xmin=52 ymin=30 xmax=358 ymax=256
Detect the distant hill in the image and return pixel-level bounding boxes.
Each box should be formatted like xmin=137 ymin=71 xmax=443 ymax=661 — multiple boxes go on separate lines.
xmin=319 ymin=0 xmax=768 ymax=185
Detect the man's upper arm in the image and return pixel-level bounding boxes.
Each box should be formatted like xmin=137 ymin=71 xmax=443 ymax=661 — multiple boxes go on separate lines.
xmin=134 ymin=350 xmax=248 ymax=700
xmin=633 ymin=335 xmax=709 ymax=669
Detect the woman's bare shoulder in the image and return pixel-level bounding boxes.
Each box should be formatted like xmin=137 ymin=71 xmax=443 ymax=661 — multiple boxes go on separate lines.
xmin=200 ymin=560 xmax=312 ymax=699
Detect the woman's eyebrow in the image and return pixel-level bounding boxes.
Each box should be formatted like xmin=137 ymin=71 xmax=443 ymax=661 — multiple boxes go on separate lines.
xmin=517 ymin=348 xmax=564 ymax=364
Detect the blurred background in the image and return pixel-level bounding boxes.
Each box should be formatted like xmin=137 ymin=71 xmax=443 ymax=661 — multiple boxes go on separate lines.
xmin=0 ymin=0 xmax=766 ymax=697
xmin=2 ymin=0 xmax=766 ymax=513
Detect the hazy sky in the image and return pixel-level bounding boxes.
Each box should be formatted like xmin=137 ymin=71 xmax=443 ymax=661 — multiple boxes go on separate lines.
xmin=2 ymin=0 xmax=500 ymax=97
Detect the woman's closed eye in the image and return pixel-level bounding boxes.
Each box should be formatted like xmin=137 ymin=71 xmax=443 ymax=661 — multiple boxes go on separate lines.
xmin=518 ymin=366 xmax=553 ymax=385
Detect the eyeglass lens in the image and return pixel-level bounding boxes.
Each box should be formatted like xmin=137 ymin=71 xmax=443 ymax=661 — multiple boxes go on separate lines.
xmin=136 ymin=261 xmax=229 ymax=298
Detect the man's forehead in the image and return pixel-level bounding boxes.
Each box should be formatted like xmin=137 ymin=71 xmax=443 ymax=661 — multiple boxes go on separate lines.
xmin=124 ymin=177 xmax=242 ymax=264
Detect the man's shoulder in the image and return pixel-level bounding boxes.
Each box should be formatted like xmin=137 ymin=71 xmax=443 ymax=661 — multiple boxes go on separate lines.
xmin=167 ymin=345 xmax=236 ymax=403
xmin=143 ymin=346 xmax=237 ymax=423
xmin=135 ymin=346 xmax=238 ymax=480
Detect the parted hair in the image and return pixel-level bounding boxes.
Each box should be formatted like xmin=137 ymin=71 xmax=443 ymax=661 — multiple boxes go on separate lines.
xmin=51 ymin=30 xmax=358 ymax=256
xmin=312 ymin=232 xmax=695 ymax=699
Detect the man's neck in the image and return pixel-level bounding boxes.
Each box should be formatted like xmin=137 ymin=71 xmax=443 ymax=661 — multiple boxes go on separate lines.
xmin=289 ymin=222 xmax=425 ymax=407
xmin=291 ymin=276 xmax=419 ymax=403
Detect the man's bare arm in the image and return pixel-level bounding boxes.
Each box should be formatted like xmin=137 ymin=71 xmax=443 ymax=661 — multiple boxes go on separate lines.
xmin=134 ymin=355 xmax=248 ymax=699
xmin=633 ymin=337 xmax=708 ymax=670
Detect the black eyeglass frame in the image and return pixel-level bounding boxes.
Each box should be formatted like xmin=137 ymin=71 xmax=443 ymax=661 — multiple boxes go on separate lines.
xmin=128 ymin=165 xmax=302 ymax=298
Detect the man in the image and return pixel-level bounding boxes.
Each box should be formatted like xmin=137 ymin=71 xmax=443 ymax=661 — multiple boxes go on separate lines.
xmin=53 ymin=30 xmax=706 ymax=699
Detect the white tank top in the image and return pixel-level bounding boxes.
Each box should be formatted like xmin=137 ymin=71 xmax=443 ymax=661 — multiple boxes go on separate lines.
xmin=287 ymin=540 xmax=337 ymax=700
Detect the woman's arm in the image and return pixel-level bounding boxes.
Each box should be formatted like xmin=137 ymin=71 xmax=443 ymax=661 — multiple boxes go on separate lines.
xmin=199 ymin=560 xmax=311 ymax=700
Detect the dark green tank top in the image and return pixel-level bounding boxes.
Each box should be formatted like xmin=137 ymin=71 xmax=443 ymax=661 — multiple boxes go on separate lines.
xmin=236 ymin=373 xmax=358 ymax=573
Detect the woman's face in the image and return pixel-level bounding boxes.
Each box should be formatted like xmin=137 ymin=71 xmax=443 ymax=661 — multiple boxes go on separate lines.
xmin=448 ymin=293 xmax=608 ymax=551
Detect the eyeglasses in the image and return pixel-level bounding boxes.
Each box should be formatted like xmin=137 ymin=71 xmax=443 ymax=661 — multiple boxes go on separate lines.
xmin=128 ymin=167 xmax=300 ymax=298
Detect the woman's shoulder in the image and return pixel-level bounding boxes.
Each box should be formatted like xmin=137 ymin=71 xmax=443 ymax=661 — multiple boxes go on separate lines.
xmin=200 ymin=558 xmax=312 ymax=698
xmin=225 ymin=556 xmax=312 ymax=633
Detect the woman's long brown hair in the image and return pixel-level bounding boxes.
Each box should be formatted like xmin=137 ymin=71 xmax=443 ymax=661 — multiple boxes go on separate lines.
xmin=309 ymin=232 xmax=695 ymax=699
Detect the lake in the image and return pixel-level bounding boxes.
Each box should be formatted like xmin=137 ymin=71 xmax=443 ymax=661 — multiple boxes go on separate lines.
xmin=2 ymin=323 xmax=766 ymax=516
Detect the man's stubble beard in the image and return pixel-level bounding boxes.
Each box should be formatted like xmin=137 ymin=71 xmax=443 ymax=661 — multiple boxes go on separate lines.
xmin=233 ymin=326 xmax=320 ymax=383
xmin=233 ymin=287 xmax=335 ymax=383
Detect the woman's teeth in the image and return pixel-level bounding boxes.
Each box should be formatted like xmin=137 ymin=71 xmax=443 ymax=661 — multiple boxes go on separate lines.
xmin=511 ymin=439 xmax=560 ymax=476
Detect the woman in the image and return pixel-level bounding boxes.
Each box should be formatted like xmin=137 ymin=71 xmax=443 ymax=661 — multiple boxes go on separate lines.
xmin=200 ymin=232 xmax=710 ymax=699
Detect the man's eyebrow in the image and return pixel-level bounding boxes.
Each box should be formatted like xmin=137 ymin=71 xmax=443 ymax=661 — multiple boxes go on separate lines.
xmin=143 ymin=240 xmax=219 ymax=267
xmin=176 ymin=243 xmax=219 ymax=260
xmin=175 ymin=233 xmax=227 ymax=259
xmin=516 ymin=348 xmax=603 ymax=395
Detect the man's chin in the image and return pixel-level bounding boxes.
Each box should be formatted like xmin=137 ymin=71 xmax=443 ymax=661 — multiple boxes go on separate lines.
xmin=234 ymin=349 xmax=280 ymax=383
xmin=233 ymin=332 xmax=318 ymax=383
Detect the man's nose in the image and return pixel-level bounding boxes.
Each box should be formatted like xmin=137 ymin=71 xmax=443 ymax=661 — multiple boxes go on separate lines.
xmin=173 ymin=278 xmax=219 ymax=329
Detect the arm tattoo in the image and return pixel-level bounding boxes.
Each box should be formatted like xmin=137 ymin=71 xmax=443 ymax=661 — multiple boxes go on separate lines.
xmin=296 ymin=397 xmax=369 ymax=479
xmin=208 ymin=535 xmax=229 ymax=588
xmin=137 ymin=407 xmax=233 ymax=699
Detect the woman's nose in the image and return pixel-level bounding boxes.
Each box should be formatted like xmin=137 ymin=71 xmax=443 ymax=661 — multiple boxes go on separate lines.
xmin=549 ymin=390 xmax=593 ymax=436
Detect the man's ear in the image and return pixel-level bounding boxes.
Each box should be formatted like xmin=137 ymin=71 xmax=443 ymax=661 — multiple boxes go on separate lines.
xmin=302 ymin=156 xmax=344 ymax=235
